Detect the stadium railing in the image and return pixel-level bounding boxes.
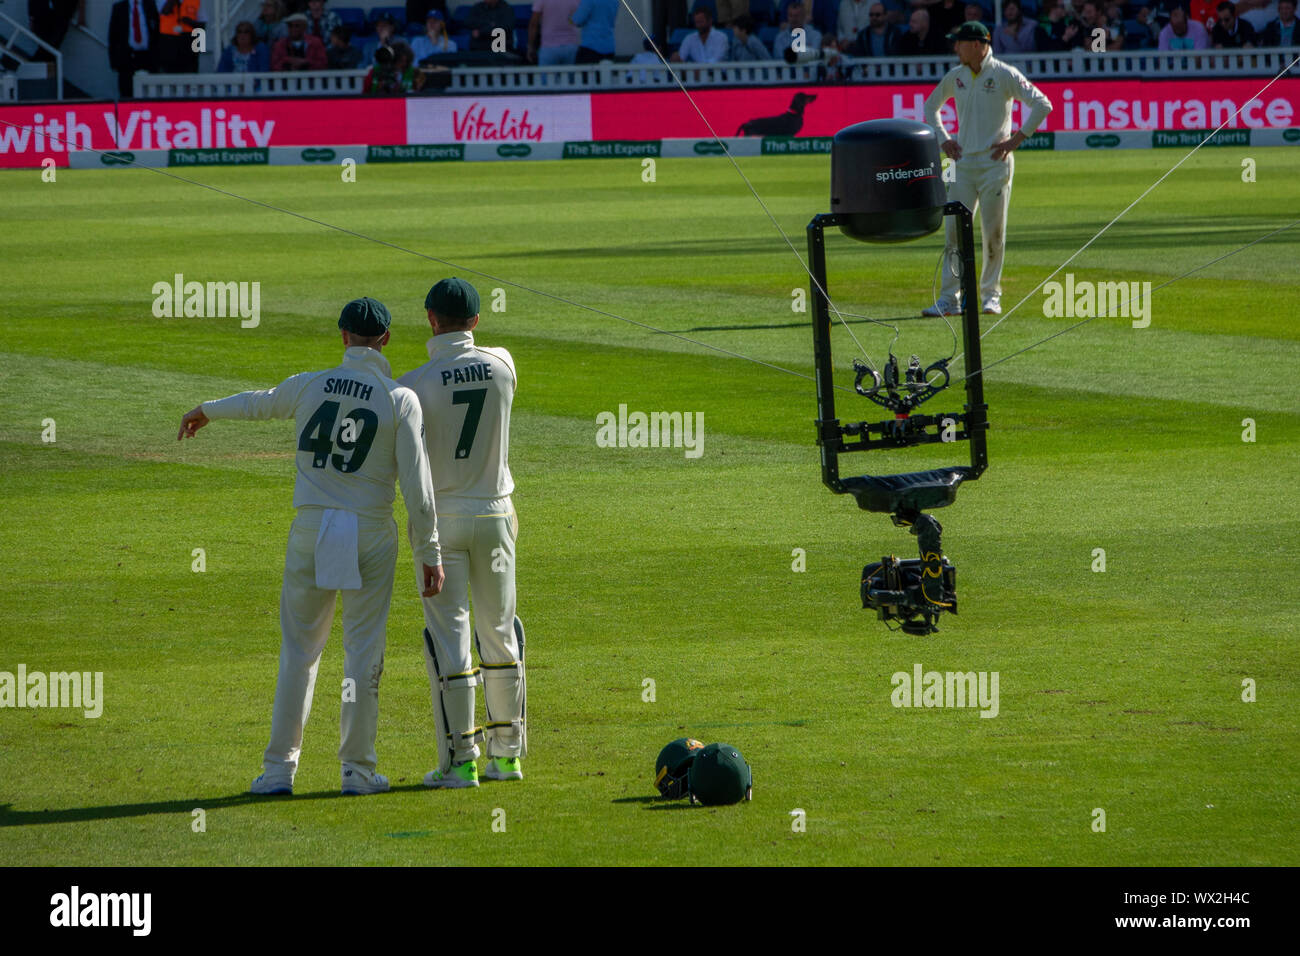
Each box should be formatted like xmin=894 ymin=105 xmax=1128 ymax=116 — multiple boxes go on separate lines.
xmin=0 ymin=9 xmax=63 ymax=100
xmin=133 ymin=46 xmax=1300 ymax=99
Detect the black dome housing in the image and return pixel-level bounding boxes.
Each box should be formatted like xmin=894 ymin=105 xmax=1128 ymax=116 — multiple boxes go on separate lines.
xmin=831 ymin=119 xmax=946 ymax=243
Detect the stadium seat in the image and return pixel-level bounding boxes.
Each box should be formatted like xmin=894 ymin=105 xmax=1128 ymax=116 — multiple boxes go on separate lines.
xmin=1123 ymin=20 xmax=1150 ymax=47
xmin=758 ymin=24 xmax=778 ymax=46
xmin=748 ymin=0 xmax=778 ymax=24
xmin=670 ymin=26 xmax=695 ymax=47
xmin=514 ymin=4 xmax=533 ymax=27
xmin=453 ymin=4 xmax=474 ymax=28
xmin=334 ymin=6 xmax=368 ymax=36
xmin=407 ymin=20 xmax=426 ymax=36
xmin=452 ymin=29 xmax=472 ymax=49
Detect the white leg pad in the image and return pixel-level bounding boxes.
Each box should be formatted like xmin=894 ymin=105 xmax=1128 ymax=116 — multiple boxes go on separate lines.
xmin=422 ymin=628 xmax=483 ymax=772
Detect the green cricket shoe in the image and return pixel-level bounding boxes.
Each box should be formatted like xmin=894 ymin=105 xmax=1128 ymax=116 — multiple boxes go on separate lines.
xmin=483 ymin=757 xmax=523 ymax=781
xmin=424 ymin=760 xmax=479 ymax=789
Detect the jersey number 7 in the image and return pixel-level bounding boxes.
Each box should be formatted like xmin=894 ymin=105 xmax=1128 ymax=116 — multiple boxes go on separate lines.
xmin=452 ymin=388 xmax=487 ymax=460
xmin=298 ymin=400 xmax=379 ymax=473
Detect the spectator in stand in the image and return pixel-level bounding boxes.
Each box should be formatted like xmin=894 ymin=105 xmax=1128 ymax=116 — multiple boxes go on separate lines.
xmin=1102 ymin=1 xmax=1129 ymax=47
xmin=253 ymin=0 xmax=287 ymax=44
xmin=469 ymin=0 xmax=518 ymax=52
xmin=272 ymin=12 xmax=327 ymax=69
xmin=573 ymin=0 xmax=619 ymax=62
xmin=327 ymin=24 xmax=360 ymax=67
xmin=1261 ymin=0 xmax=1296 ymax=44
xmin=1212 ymin=0 xmax=1258 ymax=42
xmin=963 ymin=2 xmax=985 ymax=24
xmin=1037 ymin=0 xmax=1078 ymax=48
xmin=27 ymin=0 xmax=85 ymax=62
xmin=839 ymin=0 xmax=877 ymax=44
xmin=409 ymin=0 xmax=449 ymax=23
xmin=363 ymin=13 xmax=399 ymax=64
xmin=364 ymin=39 xmax=422 ymax=92
xmin=898 ymin=6 xmax=945 ymax=51
xmin=109 ymin=0 xmax=158 ymax=98
xmin=1237 ymin=0 xmax=1278 ymax=32
xmin=303 ymin=0 xmax=340 ymax=44
xmin=1159 ymin=3 xmax=1211 ymax=44
xmin=917 ymin=0 xmax=965 ymax=36
xmin=729 ymin=13 xmax=771 ymax=56
xmin=849 ymin=2 xmax=904 ymax=53
xmin=218 ymin=20 xmax=271 ymax=71
xmin=1068 ymin=1 xmax=1112 ymax=47
xmin=994 ymin=0 xmax=1038 ymax=51
xmin=529 ymin=0 xmax=581 ymax=64
xmin=672 ymin=6 xmax=730 ymax=60
xmin=156 ymin=0 xmax=205 ymax=72
xmin=717 ymin=0 xmax=750 ymax=25
xmin=412 ymin=10 xmax=458 ymax=61
xmin=775 ymin=1 xmax=826 ymax=59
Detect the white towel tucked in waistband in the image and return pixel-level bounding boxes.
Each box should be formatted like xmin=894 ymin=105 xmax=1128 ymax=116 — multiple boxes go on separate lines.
xmin=315 ymin=508 xmax=362 ymax=590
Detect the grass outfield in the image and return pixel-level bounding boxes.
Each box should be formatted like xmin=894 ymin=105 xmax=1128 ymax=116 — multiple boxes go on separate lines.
xmin=0 ymin=148 xmax=1297 ymax=866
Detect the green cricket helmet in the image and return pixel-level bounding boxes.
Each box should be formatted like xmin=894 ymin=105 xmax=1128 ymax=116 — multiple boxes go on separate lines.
xmin=654 ymin=737 xmax=705 ymax=799
xmin=687 ymin=742 xmax=753 ymax=806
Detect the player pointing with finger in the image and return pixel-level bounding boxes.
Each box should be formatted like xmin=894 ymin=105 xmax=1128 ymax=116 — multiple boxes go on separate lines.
xmin=399 ymin=278 xmax=525 ymax=789
xmin=922 ymin=20 xmax=1052 ymax=318
xmin=178 ymin=297 xmax=444 ymax=797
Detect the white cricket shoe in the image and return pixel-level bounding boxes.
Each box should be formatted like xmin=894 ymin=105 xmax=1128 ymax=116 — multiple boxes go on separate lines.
xmin=921 ymin=300 xmax=960 ymax=317
xmin=341 ymin=765 xmax=390 ymax=795
xmin=424 ymin=761 xmax=480 ymax=789
xmin=981 ymin=298 xmax=1002 ymax=315
xmin=483 ymin=757 xmax=523 ymax=781
xmin=250 ymin=773 xmax=293 ymax=796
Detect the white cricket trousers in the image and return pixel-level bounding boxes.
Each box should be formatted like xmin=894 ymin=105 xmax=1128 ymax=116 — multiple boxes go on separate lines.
xmin=263 ymin=508 xmax=398 ymax=778
xmin=939 ymin=152 xmax=1015 ymax=306
xmin=415 ymin=497 xmax=522 ymax=765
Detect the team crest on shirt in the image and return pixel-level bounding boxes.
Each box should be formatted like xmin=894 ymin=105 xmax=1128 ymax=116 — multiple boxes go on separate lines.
xmin=955 ymin=77 xmax=965 ymax=89
xmin=983 ymin=76 xmax=996 ymax=90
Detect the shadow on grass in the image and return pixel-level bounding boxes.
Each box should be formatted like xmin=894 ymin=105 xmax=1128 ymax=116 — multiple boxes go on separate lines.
xmin=683 ymin=314 xmax=937 ymax=333
xmin=611 ymin=796 xmax=700 ymax=811
xmin=0 ymin=784 xmax=431 ymax=828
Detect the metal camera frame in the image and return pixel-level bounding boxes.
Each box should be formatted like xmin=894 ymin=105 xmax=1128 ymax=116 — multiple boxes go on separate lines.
xmin=806 ymin=201 xmax=990 ymax=635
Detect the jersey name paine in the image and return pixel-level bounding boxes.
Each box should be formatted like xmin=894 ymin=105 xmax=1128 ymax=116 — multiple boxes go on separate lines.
xmin=399 ymin=331 xmax=515 ymax=502
xmin=202 ymin=348 xmax=437 ymax=539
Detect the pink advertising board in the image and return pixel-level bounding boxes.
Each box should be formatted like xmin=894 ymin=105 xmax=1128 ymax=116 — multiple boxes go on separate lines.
xmin=589 ymin=78 xmax=1300 ymax=139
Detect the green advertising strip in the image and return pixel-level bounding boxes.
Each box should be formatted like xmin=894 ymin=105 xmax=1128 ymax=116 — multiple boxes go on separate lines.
xmin=168 ymin=147 xmax=268 ymax=167
xmin=562 ymin=140 xmax=661 ymax=159
xmin=1019 ymin=131 xmax=1055 ymax=150
xmin=367 ymin=143 xmax=466 ymax=162
xmin=1153 ymin=129 xmax=1251 ymax=148
xmin=761 ymin=136 xmax=833 ymax=155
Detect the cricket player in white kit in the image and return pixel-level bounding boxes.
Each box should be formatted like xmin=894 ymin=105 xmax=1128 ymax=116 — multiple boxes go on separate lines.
xmin=177 ymin=297 xmax=445 ymax=796
xmin=922 ymin=20 xmax=1052 ymax=317
xmin=398 ymin=278 xmax=525 ymax=789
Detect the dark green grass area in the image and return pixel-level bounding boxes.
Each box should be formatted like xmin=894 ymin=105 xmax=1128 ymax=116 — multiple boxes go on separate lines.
xmin=0 ymin=150 xmax=1296 ymax=865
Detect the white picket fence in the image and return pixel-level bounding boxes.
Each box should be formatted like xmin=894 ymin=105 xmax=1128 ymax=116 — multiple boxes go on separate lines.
xmin=134 ymin=46 xmax=1300 ymax=99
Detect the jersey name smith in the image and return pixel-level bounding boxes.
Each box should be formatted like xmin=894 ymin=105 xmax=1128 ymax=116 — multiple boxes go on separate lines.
xmin=322 ymin=377 xmax=375 ymax=401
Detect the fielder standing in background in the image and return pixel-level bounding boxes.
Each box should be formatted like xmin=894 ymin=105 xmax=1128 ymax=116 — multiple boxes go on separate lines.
xmin=922 ymin=21 xmax=1052 ymax=318
xmin=178 ymin=298 xmax=444 ymax=796
xmin=399 ymin=278 xmax=525 ymax=790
